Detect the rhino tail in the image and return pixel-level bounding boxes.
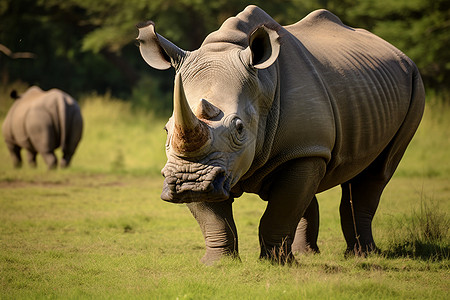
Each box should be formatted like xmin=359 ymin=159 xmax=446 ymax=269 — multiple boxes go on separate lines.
xmin=10 ymin=90 xmax=19 ymax=100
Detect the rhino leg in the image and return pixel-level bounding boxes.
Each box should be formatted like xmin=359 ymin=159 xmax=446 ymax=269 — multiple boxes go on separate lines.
xmin=339 ymin=133 xmax=414 ymax=255
xmin=340 ymin=81 xmax=424 ymax=256
xmin=292 ymin=196 xmax=320 ymax=254
xmin=26 ymin=109 xmax=58 ymax=170
xmin=61 ymin=109 xmax=83 ymax=168
xmin=6 ymin=143 xmax=22 ymax=168
xmin=26 ymin=149 xmax=37 ymax=168
xmin=41 ymin=152 xmax=58 ymax=169
xmin=187 ymin=198 xmax=239 ymax=265
xmin=259 ymin=158 xmax=325 ymax=264
xmin=339 ymin=175 xmax=384 ymax=255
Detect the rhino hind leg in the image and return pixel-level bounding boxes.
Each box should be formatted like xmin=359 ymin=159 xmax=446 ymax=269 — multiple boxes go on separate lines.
xmin=339 ymin=140 xmax=412 ymax=255
xmin=61 ymin=110 xmax=83 ymax=168
xmin=339 ymin=173 xmax=385 ymax=256
xmin=26 ymin=149 xmax=37 ymax=168
xmin=26 ymin=109 xmax=58 ymax=170
xmin=292 ymin=196 xmax=320 ymax=254
xmin=41 ymin=152 xmax=58 ymax=169
xmin=6 ymin=143 xmax=22 ymax=168
xmin=340 ymin=75 xmax=424 ymax=256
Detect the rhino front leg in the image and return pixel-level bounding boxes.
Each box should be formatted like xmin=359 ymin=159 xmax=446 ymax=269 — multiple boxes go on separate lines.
xmin=259 ymin=158 xmax=325 ymax=264
xmin=292 ymin=196 xmax=320 ymax=254
xmin=186 ymin=198 xmax=239 ymax=265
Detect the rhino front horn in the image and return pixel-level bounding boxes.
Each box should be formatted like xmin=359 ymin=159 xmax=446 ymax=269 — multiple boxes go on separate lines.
xmin=172 ymin=73 xmax=211 ymax=156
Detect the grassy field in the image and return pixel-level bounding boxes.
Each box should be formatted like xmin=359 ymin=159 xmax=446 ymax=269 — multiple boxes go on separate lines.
xmin=0 ymin=88 xmax=449 ymax=299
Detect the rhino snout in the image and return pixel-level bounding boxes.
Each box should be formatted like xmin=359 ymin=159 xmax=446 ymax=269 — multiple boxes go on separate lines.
xmin=161 ymin=164 xmax=230 ymax=203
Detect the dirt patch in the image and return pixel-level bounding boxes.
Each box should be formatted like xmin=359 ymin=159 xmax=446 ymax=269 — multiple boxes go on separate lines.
xmin=0 ymin=179 xmax=68 ymax=189
xmin=0 ymin=174 xmax=126 ymax=189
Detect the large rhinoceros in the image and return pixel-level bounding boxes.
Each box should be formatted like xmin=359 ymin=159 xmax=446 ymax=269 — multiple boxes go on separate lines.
xmin=137 ymin=5 xmax=425 ymax=264
xmin=2 ymin=86 xmax=83 ymax=169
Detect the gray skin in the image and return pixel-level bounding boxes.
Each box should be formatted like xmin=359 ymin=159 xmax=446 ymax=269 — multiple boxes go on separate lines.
xmin=137 ymin=5 xmax=425 ymax=264
xmin=2 ymin=86 xmax=83 ymax=169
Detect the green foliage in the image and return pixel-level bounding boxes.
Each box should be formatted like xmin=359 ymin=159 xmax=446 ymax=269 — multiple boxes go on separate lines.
xmin=0 ymin=0 xmax=132 ymax=97
xmin=130 ymin=74 xmax=173 ymax=117
xmin=382 ymin=194 xmax=449 ymax=260
xmin=342 ymin=0 xmax=450 ymax=88
xmin=1 ymin=0 xmax=449 ymax=104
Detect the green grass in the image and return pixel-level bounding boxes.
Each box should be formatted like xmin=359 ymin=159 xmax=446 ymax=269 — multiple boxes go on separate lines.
xmin=73 ymin=94 xmax=168 ymax=175
xmin=0 ymin=91 xmax=449 ymax=299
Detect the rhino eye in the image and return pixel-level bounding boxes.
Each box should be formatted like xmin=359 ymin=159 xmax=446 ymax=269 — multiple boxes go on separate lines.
xmin=235 ymin=119 xmax=244 ymax=135
xmin=163 ymin=126 xmax=168 ymax=134
xmin=228 ymin=116 xmax=246 ymax=146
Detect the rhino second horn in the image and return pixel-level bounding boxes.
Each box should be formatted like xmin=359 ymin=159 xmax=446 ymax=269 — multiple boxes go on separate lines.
xmin=195 ymin=99 xmax=221 ymax=120
xmin=172 ymin=73 xmax=211 ymax=155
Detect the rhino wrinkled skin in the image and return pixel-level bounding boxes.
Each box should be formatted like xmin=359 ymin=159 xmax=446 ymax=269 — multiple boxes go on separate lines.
xmin=137 ymin=6 xmax=424 ymax=264
xmin=2 ymin=86 xmax=83 ymax=169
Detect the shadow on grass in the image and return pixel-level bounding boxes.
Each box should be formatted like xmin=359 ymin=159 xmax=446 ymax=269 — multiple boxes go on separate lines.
xmin=382 ymin=192 xmax=449 ymax=261
xmin=382 ymin=240 xmax=449 ymax=261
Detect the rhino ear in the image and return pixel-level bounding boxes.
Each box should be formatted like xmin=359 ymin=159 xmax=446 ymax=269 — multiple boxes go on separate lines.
xmin=242 ymin=25 xmax=280 ymax=69
xmin=136 ymin=21 xmax=186 ymax=70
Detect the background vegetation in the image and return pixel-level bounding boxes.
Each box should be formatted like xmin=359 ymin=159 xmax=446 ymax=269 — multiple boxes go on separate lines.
xmin=1 ymin=0 xmax=449 ymax=111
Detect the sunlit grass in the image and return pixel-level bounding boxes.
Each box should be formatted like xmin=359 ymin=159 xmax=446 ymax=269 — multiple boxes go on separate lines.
xmin=75 ymin=93 xmax=168 ymax=175
xmin=395 ymin=97 xmax=450 ymax=178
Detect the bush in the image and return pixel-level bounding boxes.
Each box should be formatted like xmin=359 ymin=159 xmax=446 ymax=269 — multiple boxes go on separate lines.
xmin=383 ymin=193 xmax=449 ymax=260
xmin=130 ymin=75 xmax=173 ymax=118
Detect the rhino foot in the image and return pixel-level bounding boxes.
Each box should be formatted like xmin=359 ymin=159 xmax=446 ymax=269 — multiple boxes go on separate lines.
xmin=259 ymin=242 xmax=298 ymax=265
xmin=344 ymin=242 xmax=380 ymax=258
xmin=200 ymin=249 xmax=240 ymax=266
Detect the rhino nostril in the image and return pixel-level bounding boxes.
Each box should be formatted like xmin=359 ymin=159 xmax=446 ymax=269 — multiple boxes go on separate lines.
xmin=213 ymin=171 xmax=225 ymax=189
xmin=211 ymin=168 xmax=228 ymax=194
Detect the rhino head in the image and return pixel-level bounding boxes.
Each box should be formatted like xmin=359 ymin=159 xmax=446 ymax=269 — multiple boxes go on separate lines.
xmin=137 ymin=20 xmax=280 ymax=203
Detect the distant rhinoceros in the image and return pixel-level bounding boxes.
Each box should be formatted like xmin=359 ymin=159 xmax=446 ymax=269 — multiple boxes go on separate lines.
xmin=2 ymin=86 xmax=83 ymax=169
xmin=137 ymin=5 xmax=425 ymax=264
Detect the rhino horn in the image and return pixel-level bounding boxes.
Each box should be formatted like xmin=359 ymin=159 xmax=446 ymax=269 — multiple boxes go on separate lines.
xmin=195 ymin=99 xmax=221 ymax=120
xmin=172 ymin=73 xmax=211 ymax=155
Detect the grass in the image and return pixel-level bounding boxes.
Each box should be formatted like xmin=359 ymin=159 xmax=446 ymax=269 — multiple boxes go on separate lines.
xmin=0 ymin=89 xmax=449 ymax=298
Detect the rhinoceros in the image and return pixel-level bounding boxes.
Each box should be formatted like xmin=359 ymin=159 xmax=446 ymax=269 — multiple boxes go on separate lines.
xmin=137 ymin=5 xmax=425 ymax=264
xmin=2 ymin=86 xmax=83 ymax=169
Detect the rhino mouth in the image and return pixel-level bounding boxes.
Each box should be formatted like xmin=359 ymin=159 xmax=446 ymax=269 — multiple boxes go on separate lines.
xmin=161 ymin=161 xmax=231 ymax=203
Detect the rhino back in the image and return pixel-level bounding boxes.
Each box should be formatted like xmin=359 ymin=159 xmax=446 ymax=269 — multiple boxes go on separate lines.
xmin=2 ymin=87 xmax=45 ymax=148
xmin=285 ymin=9 xmax=418 ymax=189
xmin=239 ymin=10 xmax=419 ymax=195
xmin=2 ymin=87 xmax=73 ymax=151
xmin=202 ymin=5 xmax=282 ymax=50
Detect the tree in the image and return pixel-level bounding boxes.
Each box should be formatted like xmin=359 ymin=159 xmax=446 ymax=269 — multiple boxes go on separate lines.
xmin=342 ymin=0 xmax=450 ymax=90
xmin=1 ymin=0 xmax=448 ymax=100
xmin=0 ymin=0 xmax=135 ymax=96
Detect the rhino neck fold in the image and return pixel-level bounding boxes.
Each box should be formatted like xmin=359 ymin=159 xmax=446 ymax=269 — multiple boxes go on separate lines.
xmin=232 ymin=62 xmax=281 ymax=195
